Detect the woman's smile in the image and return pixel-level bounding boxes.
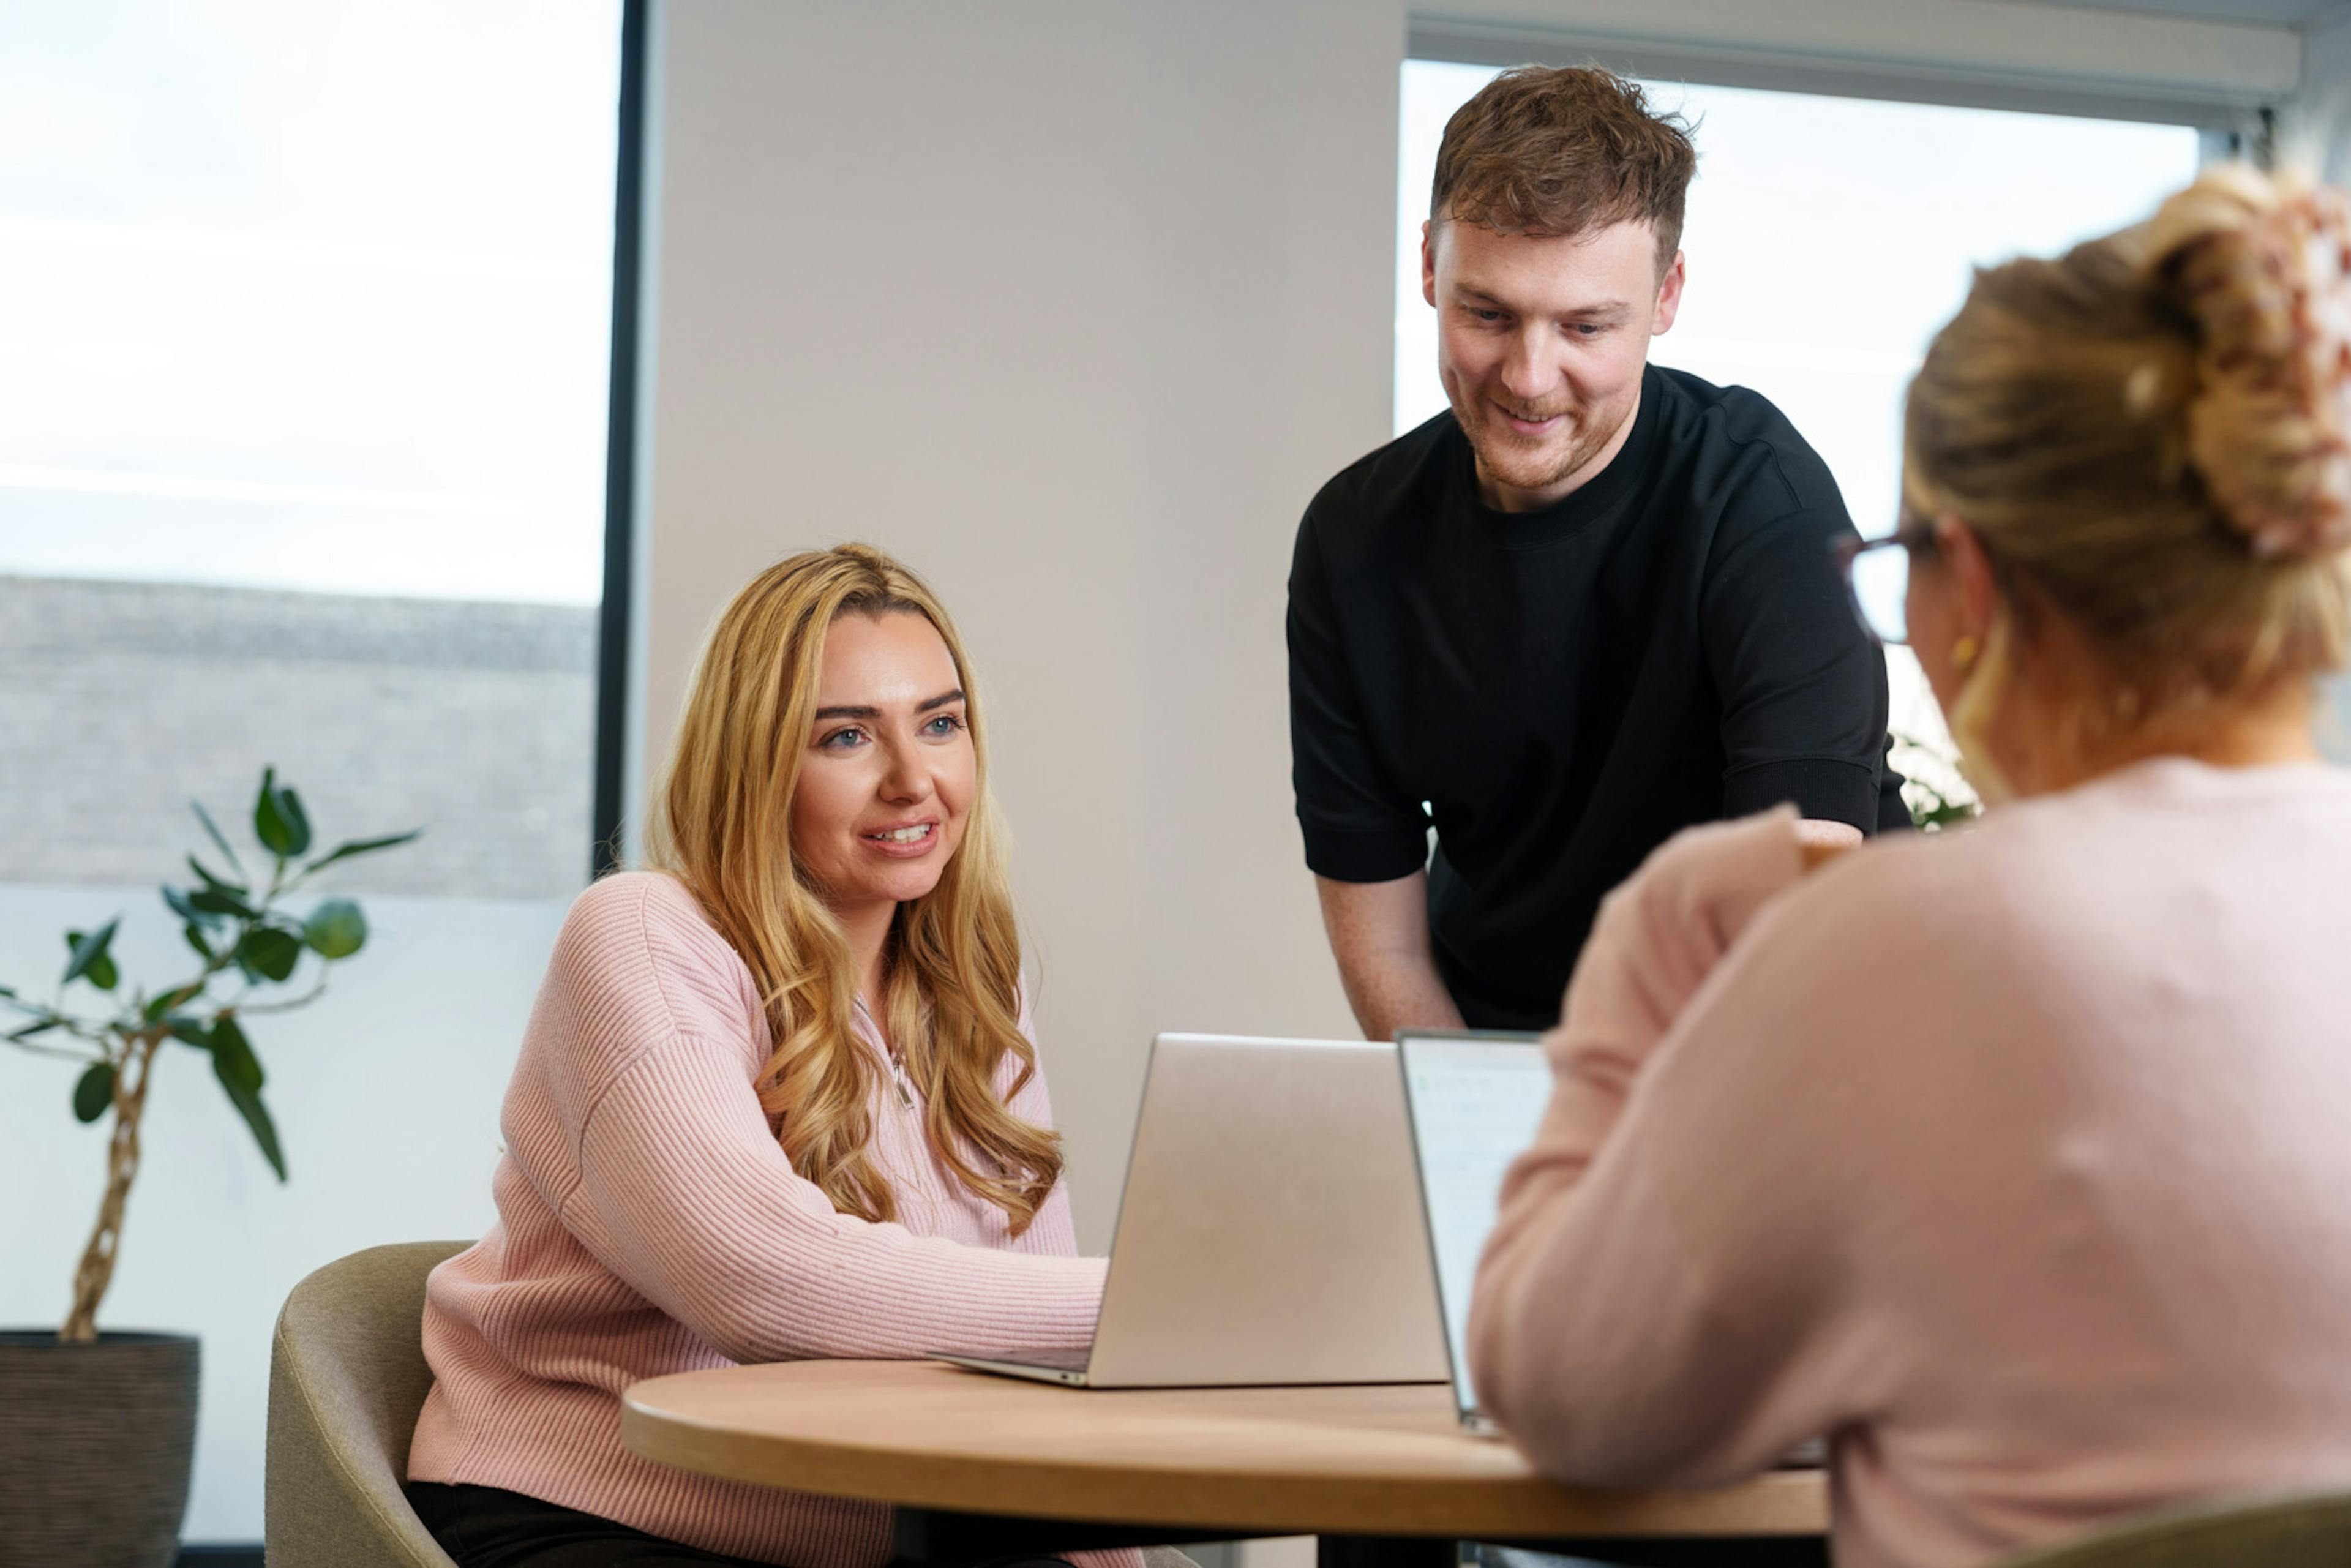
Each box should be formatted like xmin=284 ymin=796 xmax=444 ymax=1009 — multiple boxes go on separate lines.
xmin=860 ymin=819 xmax=941 ymax=857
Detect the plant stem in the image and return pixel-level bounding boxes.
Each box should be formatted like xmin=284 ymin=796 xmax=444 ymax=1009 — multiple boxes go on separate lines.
xmin=235 ymin=971 xmax=331 ymax=1016
xmin=48 ymin=861 xmax=327 ymax=1338
xmin=2 ymin=1035 xmax=103 ymax=1064
xmin=61 ymin=1028 xmax=160 ymax=1343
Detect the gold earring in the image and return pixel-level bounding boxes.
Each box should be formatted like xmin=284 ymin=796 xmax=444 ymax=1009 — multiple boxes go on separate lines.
xmin=1952 ymin=634 xmax=1980 ymax=672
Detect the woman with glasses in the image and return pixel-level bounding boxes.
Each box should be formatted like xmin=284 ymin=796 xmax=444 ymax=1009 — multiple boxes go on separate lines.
xmin=1468 ymin=164 xmax=2351 ymax=1568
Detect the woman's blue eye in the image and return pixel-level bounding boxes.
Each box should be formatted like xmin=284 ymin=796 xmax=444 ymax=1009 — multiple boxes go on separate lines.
xmin=924 ymin=713 xmax=965 ymax=737
xmin=820 ymin=727 xmax=866 ymax=749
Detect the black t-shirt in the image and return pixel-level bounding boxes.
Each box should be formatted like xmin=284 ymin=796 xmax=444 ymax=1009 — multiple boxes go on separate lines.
xmin=1288 ymin=364 xmax=1905 ymax=1030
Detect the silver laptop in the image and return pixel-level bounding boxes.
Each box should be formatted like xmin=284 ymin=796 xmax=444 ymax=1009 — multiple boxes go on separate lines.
xmin=1396 ymin=1029 xmax=1552 ymax=1437
xmin=935 ymin=1033 xmax=1450 ymax=1388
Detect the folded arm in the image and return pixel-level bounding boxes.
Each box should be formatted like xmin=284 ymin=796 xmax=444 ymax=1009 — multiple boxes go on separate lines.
xmin=1469 ymin=810 xmax=1854 ymax=1483
xmin=528 ymin=880 xmax=1103 ymax=1366
xmin=563 ymin=1038 xmax=1104 ymax=1365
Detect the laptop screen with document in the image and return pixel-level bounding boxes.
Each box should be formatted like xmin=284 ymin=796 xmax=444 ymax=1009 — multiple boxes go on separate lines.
xmin=1397 ymin=1030 xmax=1552 ymax=1431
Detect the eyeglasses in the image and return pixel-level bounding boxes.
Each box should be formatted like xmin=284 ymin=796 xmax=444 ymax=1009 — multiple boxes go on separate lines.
xmin=1835 ymin=518 xmax=1936 ymax=647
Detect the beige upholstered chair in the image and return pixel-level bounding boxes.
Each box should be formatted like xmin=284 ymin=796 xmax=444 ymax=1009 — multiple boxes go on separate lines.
xmin=265 ymin=1238 xmax=1201 ymax=1568
xmin=1993 ymin=1490 xmax=2351 ymax=1567
xmin=266 ymin=1239 xmax=467 ymax=1567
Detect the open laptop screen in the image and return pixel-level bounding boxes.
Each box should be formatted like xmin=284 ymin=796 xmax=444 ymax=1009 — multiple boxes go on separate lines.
xmin=1397 ymin=1030 xmax=1552 ymax=1425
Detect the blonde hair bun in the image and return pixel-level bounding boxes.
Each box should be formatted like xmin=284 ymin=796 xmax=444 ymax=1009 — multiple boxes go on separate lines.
xmin=2145 ymin=165 xmax=2351 ymax=563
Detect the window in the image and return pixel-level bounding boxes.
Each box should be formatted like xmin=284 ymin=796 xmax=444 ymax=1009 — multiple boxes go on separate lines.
xmin=0 ymin=1 xmax=623 ymax=1544
xmin=1397 ymin=60 xmax=2204 ymax=794
xmin=0 ymin=0 xmax=621 ymax=897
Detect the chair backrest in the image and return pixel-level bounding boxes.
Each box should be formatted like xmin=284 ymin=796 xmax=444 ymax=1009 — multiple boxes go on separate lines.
xmin=1995 ymin=1489 xmax=2351 ymax=1567
xmin=266 ymin=1240 xmax=470 ymax=1568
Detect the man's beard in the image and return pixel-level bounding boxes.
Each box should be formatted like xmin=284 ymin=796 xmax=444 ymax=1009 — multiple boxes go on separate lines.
xmin=1456 ymin=392 xmax=1633 ymax=503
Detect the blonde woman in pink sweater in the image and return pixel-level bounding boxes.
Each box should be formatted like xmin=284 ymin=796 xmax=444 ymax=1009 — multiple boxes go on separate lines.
xmin=1471 ymin=166 xmax=2351 ymax=1568
xmin=405 ymin=547 xmax=1112 ymax=1567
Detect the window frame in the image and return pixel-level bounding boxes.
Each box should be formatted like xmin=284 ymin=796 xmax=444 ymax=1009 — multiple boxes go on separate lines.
xmin=593 ymin=0 xmax=649 ymax=878
xmin=1404 ymin=18 xmax=2274 ymax=160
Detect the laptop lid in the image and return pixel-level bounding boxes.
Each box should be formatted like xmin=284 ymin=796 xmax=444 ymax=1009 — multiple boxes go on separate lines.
xmin=1080 ymin=1033 xmax=1450 ymax=1388
xmin=1397 ymin=1029 xmax=1551 ymax=1428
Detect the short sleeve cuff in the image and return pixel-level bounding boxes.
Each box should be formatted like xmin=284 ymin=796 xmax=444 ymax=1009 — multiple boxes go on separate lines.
xmin=1300 ymin=820 xmax=1430 ymax=883
xmin=1722 ymin=757 xmax=1880 ymax=834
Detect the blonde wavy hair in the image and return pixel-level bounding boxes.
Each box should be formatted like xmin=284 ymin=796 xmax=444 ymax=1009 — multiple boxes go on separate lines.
xmin=1903 ymin=163 xmax=2351 ymax=790
xmin=642 ymin=544 xmax=1061 ymax=1233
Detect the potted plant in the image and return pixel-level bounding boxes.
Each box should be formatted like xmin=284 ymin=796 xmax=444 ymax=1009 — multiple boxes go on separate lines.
xmin=0 ymin=768 xmax=418 ymax=1567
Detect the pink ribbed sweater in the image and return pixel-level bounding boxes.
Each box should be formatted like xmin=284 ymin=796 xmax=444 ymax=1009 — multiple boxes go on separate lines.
xmin=410 ymin=871 xmax=1109 ymax=1566
xmin=1473 ymin=762 xmax=2351 ymax=1568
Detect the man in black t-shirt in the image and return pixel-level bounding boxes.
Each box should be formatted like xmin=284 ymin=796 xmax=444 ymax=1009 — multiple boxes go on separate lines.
xmin=1289 ymin=65 xmax=1904 ymax=1035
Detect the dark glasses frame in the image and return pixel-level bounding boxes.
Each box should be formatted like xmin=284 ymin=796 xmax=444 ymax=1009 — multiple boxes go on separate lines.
xmin=1834 ymin=512 xmax=1940 ymax=647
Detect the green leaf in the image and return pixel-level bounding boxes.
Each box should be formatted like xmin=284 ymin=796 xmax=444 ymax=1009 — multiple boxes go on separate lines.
xmin=239 ymin=926 xmax=303 ymax=983
xmin=209 ymin=1021 xmax=285 ymax=1181
xmin=190 ymin=799 xmax=246 ymax=883
xmin=190 ymin=798 xmax=247 ymax=880
xmin=303 ymin=828 xmax=422 ymax=876
xmin=278 ymin=787 xmax=312 ymax=858
xmin=163 ymin=884 xmax=223 ymax=929
xmin=62 ymin=920 xmax=120 ymax=988
xmin=253 ymin=768 xmax=312 ymax=859
xmin=187 ymin=885 xmax=257 ymax=921
xmin=167 ymin=1016 xmax=213 ymax=1050
xmin=302 ymin=899 xmax=367 ymax=959
xmin=184 ymin=922 xmax=214 ymax=962
xmin=186 ymin=854 xmax=242 ymax=892
xmin=253 ymin=768 xmax=290 ymax=856
xmin=72 ymin=1062 xmax=114 ymax=1123
xmin=210 ymin=1015 xmax=264 ymax=1090
xmin=7 ymin=1018 xmax=58 ymax=1041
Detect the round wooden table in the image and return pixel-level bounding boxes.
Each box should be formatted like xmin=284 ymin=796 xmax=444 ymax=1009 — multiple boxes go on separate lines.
xmin=623 ymin=1360 xmax=1826 ymax=1568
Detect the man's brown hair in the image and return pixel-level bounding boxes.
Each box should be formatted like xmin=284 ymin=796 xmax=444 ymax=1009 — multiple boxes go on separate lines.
xmin=1430 ymin=64 xmax=1697 ymax=272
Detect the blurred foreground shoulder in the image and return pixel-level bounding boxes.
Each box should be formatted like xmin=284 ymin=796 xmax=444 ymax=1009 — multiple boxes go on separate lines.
xmin=1737 ymin=816 xmax=2033 ymax=983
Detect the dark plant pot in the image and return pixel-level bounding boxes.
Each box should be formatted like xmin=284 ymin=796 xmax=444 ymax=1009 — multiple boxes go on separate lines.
xmin=0 ymin=1330 xmax=199 ymax=1567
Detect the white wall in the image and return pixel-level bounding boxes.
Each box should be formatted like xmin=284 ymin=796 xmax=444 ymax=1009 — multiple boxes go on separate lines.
xmin=637 ymin=0 xmax=1406 ymax=1245
xmin=2304 ymin=9 xmax=2351 ymax=182
xmin=635 ymin=0 xmax=2306 ymax=1248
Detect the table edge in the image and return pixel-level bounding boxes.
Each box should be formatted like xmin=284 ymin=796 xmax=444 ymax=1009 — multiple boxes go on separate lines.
xmin=619 ymin=1380 xmax=1828 ymax=1539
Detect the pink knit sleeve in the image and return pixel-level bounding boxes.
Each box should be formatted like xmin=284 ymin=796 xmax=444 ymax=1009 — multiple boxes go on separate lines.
xmin=1468 ymin=808 xmax=1859 ymax=1484
xmin=547 ymin=880 xmax=1106 ymax=1364
xmin=1498 ymin=806 xmax=1805 ymax=1195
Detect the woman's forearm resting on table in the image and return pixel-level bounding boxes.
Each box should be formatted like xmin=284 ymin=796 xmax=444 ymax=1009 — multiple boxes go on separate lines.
xmin=559 ymin=1035 xmax=1104 ymax=1364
